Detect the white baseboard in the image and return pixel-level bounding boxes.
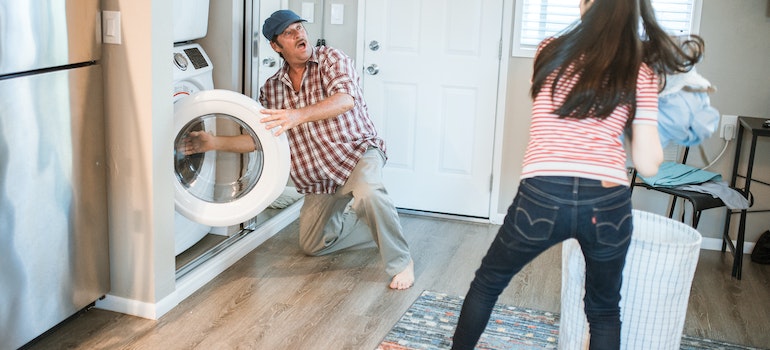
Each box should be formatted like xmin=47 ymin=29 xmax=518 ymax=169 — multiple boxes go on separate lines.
xmin=95 ymin=293 xmax=177 ymax=320
xmin=700 ymin=236 xmax=754 ymax=254
xmin=95 ymin=200 xmax=302 ymax=320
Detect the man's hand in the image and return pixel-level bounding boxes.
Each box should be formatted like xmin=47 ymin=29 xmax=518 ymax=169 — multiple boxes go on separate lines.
xmin=260 ymin=108 xmax=302 ymax=136
xmin=178 ymin=131 xmax=216 ymax=155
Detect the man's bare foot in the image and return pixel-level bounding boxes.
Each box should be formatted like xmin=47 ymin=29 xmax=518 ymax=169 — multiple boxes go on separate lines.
xmin=389 ymin=259 xmax=414 ymax=290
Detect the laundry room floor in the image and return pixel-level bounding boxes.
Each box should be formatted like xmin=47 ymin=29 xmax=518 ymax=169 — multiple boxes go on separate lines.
xmin=23 ymin=213 xmax=770 ymax=349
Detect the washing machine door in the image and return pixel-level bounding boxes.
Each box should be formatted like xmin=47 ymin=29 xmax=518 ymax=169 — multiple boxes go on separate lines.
xmin=173 ymin=89 xmax=290 ymax=227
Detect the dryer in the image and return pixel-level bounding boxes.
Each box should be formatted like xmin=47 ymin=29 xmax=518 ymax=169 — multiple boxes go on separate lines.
xmin=172 ymin=42 xmax=216 ymax=255
xmin=171 ymin=44 xmax=290 ymax=255
xmin=172 ymin=0 xmax=290 ymax=257
xmin=173 ymin=90 xmax=290 ymax=228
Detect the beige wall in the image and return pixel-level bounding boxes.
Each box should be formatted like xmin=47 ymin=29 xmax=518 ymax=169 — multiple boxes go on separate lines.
xmin=101 ymin=0 xmax=176 ymax=305
xmin=497 ymin=0 xmax=770 ymax=243
xmin=678 ymin=0 xmax=770 ymax=242
xmin=199 ymin=0 xmax=244 ymax=92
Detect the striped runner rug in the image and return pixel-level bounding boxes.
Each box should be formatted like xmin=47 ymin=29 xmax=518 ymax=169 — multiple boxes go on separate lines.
xmin=377 ymin=290 xmax=766 ymax=350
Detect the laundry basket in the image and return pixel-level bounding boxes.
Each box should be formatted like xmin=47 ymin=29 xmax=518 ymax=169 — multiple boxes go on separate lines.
xmin=559 ymin=209 xmax=702 ymax=350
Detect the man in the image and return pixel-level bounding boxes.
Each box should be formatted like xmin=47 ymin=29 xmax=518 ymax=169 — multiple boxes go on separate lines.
xmin=181 ymin=10 xmax=414 ymax=289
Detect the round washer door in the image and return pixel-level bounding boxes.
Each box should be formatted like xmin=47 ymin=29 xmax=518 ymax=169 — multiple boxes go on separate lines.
xmin=173 ymin=89 xmax=290 ymax=227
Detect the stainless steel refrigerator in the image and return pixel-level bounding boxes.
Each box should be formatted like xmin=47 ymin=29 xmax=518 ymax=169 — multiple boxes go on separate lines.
xmin=0 ymin=1 xmax=109 ymax=349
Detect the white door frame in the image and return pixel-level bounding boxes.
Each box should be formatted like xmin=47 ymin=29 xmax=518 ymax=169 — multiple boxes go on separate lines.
xmin=356 ymin=1 xmax=513 ymax=224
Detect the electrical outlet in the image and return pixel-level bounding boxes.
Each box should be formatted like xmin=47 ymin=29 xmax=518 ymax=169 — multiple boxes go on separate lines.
xmin=719 ymin=115 xmax=738 ymax=140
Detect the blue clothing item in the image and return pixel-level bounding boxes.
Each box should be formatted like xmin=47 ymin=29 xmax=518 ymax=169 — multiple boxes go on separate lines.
xmin=657 ymin=90 xmax=719 ymax=147
xmin=677 ymin=181 xmax=751 ymax=209
xmin=451 ymin=176 xmax=633 ymax=350
xmin=639 ymin=162 xmax=722 ymax=188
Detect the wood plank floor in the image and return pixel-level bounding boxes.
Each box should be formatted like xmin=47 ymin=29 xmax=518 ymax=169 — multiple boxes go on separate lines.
xmin=25 ymin=214 xmax=770 ymax=349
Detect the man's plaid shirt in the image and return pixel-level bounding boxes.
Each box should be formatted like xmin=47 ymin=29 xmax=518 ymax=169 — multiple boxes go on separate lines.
xmin=259 ymin=46 xmax=385 ymax=194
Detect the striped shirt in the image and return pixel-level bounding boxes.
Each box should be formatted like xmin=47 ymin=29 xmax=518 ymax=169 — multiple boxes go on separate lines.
xmin=259 ymin=46 xmax=385 ymax=194
xmin=521 ymin=41 xmax=659 ymax=186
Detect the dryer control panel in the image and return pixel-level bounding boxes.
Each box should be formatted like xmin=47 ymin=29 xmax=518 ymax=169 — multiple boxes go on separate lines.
xmin=172 ymin=43 xmax=213 ymax=85
xmin=173 ymin=42 xmax=214 ymax=100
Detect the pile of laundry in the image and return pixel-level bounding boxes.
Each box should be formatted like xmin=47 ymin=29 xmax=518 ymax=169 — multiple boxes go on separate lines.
xmin=638 ymin=162 xmax=751 ymax=209
xmin=657 ymin=68 xmax=721 ymax=147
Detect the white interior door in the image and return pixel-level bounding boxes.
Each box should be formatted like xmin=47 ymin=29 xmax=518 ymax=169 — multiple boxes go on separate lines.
xmin=362 ymin=0 xmax=503 ymax=218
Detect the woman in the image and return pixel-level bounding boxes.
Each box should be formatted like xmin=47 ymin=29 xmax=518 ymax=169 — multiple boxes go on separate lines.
xmin=450 ymin=0 xmax=703 ymax=349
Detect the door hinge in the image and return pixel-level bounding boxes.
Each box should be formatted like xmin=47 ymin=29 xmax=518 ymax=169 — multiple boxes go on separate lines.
xmin=498 ymin=39 xmax=503 ymax=60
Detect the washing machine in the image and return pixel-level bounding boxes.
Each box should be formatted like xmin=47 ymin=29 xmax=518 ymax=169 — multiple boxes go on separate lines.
xmin=172 ymin=0 xmax=290 ymax=256
xmin=172 ymin=42 xmax=216 ymax=255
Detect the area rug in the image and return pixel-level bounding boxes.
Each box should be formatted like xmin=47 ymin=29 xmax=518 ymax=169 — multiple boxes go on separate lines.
xmin=377 ymin=290 xmax=766 ymax=350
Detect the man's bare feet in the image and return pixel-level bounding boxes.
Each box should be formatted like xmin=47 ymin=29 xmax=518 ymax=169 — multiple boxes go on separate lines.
xmin=389 ymin=259 xmax=414 ymax=290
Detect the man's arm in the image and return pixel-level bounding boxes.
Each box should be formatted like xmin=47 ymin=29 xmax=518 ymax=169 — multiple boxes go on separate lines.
xmin=260 ymin=93 xmax=354 ymax=136
xmin=179 ymin=131 xmax=255 ymax=155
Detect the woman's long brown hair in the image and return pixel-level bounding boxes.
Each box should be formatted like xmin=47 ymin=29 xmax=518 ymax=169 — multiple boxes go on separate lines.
xmin=530 ymin=0 xmax=704 ymax=120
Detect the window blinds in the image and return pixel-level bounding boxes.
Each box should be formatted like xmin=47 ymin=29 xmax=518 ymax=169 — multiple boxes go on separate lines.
xmin=512 ymin=0 xmax=702 ymax=57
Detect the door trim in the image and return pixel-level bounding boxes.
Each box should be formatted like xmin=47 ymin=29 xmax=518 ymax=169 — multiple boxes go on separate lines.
xmin=356 ymin=1 xmax=513 ymax=224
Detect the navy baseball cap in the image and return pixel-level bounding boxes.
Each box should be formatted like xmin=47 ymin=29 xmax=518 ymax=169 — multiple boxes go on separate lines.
xmin=262 ymin=10 xmax=307 ymax=41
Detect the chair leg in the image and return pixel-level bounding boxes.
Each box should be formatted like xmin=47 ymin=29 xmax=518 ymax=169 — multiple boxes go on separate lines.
xmin=721 ymin=209 xmax=732 ymax=253
xmin=668 ymin=197 xmax=678 ymax=219
xmin=733 ymin=210 xmax=747 ymax=280
xmin=692 ymin=210 xmax=700 ymax=229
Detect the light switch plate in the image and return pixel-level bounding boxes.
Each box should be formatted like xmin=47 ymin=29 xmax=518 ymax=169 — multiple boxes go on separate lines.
xmin=301 ymin=2 xmax=315 ymax=23
xmin=102 ymin=11 xmax=121 ymax=44
xmin=330 ymin=4 xmax=344 ymax=25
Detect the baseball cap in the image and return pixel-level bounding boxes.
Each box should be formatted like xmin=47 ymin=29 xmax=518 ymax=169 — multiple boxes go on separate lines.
xmin=262 ymin=10 xmax=307 ymax=41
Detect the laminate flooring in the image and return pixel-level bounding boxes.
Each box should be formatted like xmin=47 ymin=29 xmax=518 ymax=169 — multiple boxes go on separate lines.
xmin=24 ymin=214 xmax=770 ymax=349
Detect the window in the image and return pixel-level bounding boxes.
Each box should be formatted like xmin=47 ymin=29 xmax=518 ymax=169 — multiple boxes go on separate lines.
xmin=511 ymin=0 xmax=703 ymax=57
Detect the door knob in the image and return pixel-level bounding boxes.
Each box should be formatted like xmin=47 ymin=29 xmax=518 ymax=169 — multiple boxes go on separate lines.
xmin=366 ymin=64 xmax=379 ymax=75
xmin=369 ymin=40 xmax=380 ymax=51
xmin=262 ymin=57 xmax=276 ymax=68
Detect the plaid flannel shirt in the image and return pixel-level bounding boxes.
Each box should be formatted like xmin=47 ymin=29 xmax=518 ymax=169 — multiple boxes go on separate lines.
xmin=259 ymin=46 xmax=385 ymax=194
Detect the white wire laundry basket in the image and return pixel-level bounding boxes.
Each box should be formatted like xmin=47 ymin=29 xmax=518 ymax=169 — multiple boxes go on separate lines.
xmin=559 ymin=209 xmax=702 ymax=350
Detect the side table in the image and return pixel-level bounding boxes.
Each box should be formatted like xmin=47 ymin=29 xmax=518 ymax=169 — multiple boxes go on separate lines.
xmin=722 ymin=116 xmax=770 ymax=279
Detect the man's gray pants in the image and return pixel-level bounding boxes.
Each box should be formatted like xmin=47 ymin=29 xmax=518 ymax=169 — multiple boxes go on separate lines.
xmin=298 ymin=148 xmax=411 ymax=277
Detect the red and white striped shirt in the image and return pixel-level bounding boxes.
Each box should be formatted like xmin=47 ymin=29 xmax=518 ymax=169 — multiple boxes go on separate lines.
xmin=521 ymin=42 xmax=659 ymax=186
xmin=259 ymin=46 xmax=385 ymax=194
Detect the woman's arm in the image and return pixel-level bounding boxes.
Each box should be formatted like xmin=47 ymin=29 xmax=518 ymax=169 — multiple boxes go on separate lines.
xmin=630 ymin=123 xmax=664 ymax=177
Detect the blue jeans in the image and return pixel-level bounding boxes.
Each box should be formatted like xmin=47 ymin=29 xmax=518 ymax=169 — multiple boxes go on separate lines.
xmin=451 ymin=176 xmax=633 ymax=350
